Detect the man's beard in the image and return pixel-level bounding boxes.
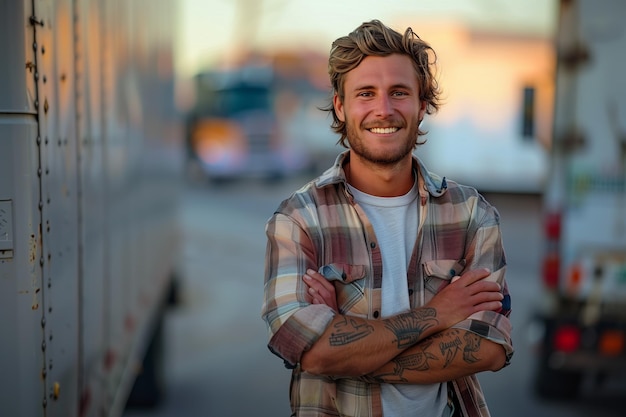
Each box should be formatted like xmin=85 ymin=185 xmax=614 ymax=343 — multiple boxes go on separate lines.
xmin=345 ymin=118 xmax=419 ymax=166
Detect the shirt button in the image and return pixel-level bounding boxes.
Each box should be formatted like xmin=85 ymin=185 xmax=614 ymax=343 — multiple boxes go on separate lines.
xmin=373 ymin=311 xmax=380 ymax=318
xmin=370 ymin=242 xmax=376 ymax=249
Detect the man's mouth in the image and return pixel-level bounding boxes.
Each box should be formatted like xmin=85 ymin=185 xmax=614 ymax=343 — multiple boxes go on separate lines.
xmin=368 ymin=127 xmax=399 ymax=134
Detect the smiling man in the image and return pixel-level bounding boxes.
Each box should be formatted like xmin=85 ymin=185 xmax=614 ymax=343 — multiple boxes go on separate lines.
xmin=262 ymin=20 xmax=513 ymax=417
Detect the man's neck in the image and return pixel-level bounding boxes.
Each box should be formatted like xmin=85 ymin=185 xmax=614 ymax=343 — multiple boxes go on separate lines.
xmin=345 ymin=153 xmax=414 ymax=197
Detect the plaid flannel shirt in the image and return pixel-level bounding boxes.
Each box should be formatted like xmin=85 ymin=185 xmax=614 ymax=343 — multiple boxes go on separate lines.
xmin=262 ymin=152 xmax=513 ymax=417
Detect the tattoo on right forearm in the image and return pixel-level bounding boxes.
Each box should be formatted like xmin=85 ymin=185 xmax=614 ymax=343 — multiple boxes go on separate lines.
xmin=384 ymin=308 xmax=438 ymax=348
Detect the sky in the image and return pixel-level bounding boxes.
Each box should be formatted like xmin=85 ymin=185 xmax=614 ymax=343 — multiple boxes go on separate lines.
xmin=175 ymin=0 xmax=558 ymax=77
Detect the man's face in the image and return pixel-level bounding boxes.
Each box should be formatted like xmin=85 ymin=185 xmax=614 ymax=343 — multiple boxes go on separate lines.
xmin=334 ymin=54 xmax=427 ymax=166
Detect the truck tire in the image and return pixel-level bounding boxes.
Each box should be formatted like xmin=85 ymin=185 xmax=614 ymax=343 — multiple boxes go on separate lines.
xmin=125 ymin=313 xmax=166 ymax=408
xmin=534 ymin=364 xmax=582 ymax=400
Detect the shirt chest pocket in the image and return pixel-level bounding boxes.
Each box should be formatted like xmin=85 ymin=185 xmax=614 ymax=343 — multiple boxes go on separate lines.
xmin=422 ymin=259 xmax=466 ymax=294
xmin=319 ymin=263 xmax=367 ymax=315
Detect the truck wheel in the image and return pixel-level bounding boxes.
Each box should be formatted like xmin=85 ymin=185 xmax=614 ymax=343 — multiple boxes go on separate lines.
xmin=534 ymin=365 xmax=582 ymax=400
xmin=125 ymin=315 xmax=166 ymax=408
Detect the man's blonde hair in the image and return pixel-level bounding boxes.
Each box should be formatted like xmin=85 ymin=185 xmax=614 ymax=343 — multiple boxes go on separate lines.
xmin=323 ymin=20 xmax=442 ymax=147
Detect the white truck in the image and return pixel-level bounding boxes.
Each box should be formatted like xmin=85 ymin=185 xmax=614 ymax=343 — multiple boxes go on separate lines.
xmin=533 ymin=0 xmax=626 ymax=399
xmin=0 ymin=1 xmax=182 ymax=416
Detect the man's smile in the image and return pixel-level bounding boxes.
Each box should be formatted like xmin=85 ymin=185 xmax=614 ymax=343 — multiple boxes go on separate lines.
xmin=368 ymin=127 xmax=400 ymax=134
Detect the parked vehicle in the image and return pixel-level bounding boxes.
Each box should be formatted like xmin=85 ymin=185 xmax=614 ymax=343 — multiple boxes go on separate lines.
xmin=0 ymin=1 xmax=182 ymax=416
xmin=532 ymin=0 xmax=626 ymax=399
xmin=185 ymin=65 xmax=310 ymax=182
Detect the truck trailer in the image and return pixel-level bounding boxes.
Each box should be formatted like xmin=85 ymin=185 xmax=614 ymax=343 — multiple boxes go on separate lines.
xmin=0 ymin=1 xmax=183 ymax=416
xmin=533 ymin=0 xmax=626 ymax=399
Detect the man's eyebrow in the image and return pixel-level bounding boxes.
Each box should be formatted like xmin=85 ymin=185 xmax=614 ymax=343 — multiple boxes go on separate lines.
xmin=353 ymin=83 xmax=413 ymax=91
xmin=353 ymin=84 xmax=376 ymax=91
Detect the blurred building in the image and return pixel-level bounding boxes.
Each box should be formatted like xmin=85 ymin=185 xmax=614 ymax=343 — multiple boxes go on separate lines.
xmin=399 ymin=19 xmax=555 ymax=193
xmin=184 ymin=18 xmax=555 ymax=188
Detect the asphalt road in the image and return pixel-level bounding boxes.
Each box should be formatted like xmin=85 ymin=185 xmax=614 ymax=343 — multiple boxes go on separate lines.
xmin=123 ymin=174 xmax=623 ymax=417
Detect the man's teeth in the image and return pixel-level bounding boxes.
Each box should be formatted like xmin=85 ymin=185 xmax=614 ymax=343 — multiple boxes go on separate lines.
xmin=369 ymin=127 xmax=398 ymax=134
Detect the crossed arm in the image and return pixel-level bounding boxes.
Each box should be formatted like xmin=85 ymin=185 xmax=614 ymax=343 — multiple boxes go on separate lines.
xmin=300 ymin=268 xmax=506 ymax=382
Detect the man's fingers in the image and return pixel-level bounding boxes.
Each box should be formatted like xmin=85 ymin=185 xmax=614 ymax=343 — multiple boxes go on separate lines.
xmin=305 ymin=269 xmax=335 ymax=291
xmin=455 ymin=268 xmax=491 ymax=285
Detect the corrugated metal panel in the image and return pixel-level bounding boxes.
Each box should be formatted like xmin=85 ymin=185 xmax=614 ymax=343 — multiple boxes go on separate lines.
xmin=33 ymin=0 xmax=81 ymax=415
xmin=1 ymin=1 xmax=182 ymax=415
xmin=0 ymin=2 xmax=46 ymax=417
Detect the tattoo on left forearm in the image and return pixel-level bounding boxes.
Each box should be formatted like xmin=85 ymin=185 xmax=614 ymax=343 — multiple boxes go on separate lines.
xmin=366 ymin=330 xmax=485 ymax=383
xmin=439 ymin=329 xmax=482 ymax=367
xmin=369 ymin=339 xmax=438 ymax=383
xmin=462 ymin=331 xmax=481 ymax=363
xmin=439 ymin=332 xmax=462 ymax=367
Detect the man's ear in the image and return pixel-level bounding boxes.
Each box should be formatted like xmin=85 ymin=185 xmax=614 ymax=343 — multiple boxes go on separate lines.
xmin=418 ymin=100 xmax=427 ymax=121
xmin=333 ymin=93 xmax=345 ymax=122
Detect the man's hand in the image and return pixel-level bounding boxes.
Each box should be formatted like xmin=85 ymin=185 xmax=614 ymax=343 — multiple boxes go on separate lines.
xmin=426 ymin=268 xmax=503 ymax=329
xmin=303 ymin=269 xmax=338 ymax=312
xmin=303 ymin=267 xmax=503 ymax=323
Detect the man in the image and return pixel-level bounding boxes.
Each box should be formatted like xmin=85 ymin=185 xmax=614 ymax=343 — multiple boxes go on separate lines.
xmin=262 ymin=19 xmax=513 ymax=417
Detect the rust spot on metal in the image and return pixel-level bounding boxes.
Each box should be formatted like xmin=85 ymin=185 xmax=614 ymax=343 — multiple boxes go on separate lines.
xmin=104 ymin=349 xmax=116 ymax=371
xmin=52 ymin=382 xmax=60 ymax=400
xmin=79 ymin=388 xmax=91 ymax=417
xmin=28 ymin=234 xmax=38 ymax=264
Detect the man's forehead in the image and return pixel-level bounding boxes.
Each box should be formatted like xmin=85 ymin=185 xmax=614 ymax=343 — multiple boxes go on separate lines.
xmin=344 ymin=55 xmax=418 ymax=89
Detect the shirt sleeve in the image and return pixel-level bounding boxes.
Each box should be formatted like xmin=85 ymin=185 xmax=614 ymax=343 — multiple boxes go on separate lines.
xmin=453 ymin=200 xmax=514 ymax=366
xmin=451 ymin=268 xmax=514 ymax=366
xmin=262 ymin=213 xmax=336 ymax=367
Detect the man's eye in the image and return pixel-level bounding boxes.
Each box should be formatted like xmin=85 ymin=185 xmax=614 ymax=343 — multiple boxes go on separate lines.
xmin=392 ymin=91 xmax=408 ymax=97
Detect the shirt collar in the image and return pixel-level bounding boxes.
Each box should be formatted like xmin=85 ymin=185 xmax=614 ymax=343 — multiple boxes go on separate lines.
xmin=315 ymin=150 xmax=449 ymax=202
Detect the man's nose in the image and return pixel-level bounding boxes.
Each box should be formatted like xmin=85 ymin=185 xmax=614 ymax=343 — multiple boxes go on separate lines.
xmin=374 ymin=95 xmax=394 ymax=117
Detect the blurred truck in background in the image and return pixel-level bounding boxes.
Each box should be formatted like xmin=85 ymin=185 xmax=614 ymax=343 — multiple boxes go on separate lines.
xmin=533 ymin=0 xmax=626 ymax=399
xmin=0 ymin=1 xmax=182 ymax=416
xmin=185 ymin=63 xmax=311 ymax=182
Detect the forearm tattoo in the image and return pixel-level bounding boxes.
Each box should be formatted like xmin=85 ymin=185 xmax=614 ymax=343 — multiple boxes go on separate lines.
xmin=329 ymin=316 xmax=375 ymax=346
xmin=368 ymin=329 xmax=484 ymax=382
xmin=384 ymin=308 xmax=438 ymax=348
xmin=438 ymin=329 xmax=481 ymax=367
xmin=369 ymin=339 xmax=437 ymax=383
xmin=462 ymin=331 xmax=481 ymax=363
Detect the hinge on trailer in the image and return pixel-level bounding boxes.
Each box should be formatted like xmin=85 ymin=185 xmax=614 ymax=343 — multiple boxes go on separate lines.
xmin=29 ymin=16 xmax=44 ymax=27
xmin=555 ymin=128 xmax=586 ymax=154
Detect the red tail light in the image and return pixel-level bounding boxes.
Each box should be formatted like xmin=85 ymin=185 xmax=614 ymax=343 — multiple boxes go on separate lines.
xmin=542 ymin=253 xmax=560 ymax=289
xmin=542 ymin=211 xmax=562 ymax=289
xmin=553 ymin=325 xmax=581 ymax=353
xmin=544 ymin=211 xmax=561 ymax=240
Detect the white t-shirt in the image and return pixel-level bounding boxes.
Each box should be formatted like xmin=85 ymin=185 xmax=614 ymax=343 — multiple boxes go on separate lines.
xmin=348 ymin=179 xmax=448 ymax=417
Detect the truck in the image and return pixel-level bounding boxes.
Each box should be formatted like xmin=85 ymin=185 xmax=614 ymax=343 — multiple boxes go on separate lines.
xmin=0 ymin=1 xmax=183 ymax=416
xmin=185 ymin=64 xmax=310 ymax=182
xmin=533 ymin=0 xmax=626 ymax=399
